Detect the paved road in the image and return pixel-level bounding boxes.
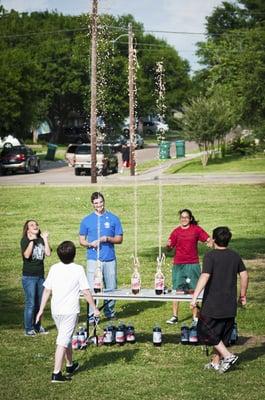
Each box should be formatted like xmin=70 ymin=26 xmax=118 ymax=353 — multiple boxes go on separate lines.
xmin=1 ymin=141 xmax=264 ymax=186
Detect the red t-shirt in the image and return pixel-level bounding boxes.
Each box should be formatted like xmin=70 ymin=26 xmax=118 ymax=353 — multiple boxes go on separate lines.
xmin=168 ymin=224 xmax=209 ymax=264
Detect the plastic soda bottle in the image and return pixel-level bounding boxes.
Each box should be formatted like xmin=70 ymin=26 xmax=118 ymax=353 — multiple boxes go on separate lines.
xmin=153 ymin=325 xmax=162 ymax=346
xmin=131 ymin=257 xmax=141 ymax=294
xmin=94 ymin=260 xmax=103 ymax=293
xmin=155 ymin=255 xmax=165 ymax=295
xmin=126 ymin=325 xmax=136 ymax=344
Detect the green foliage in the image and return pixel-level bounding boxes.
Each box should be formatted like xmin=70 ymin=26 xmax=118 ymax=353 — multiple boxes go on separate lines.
xmin=194 ymin=1 xmax=265 ymax=135
xmin=181 ymin=92 xmax=237 ymax=165
xmin=0 ymin=8 xmax=190 ymax=141
xmin=227 ymin=136 xmax=258 ymax=155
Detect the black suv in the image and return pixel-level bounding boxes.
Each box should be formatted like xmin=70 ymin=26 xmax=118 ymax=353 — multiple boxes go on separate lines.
xmin=0 ymin=145 xmax=40 ymax=175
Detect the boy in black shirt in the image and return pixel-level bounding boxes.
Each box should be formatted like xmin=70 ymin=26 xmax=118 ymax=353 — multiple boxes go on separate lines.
xmin=191 ymin=226 xmax=248 ymax=373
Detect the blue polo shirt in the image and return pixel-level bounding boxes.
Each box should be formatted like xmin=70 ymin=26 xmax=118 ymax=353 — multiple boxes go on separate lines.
xmin=79 ymin=210 xmax=123 ymax=261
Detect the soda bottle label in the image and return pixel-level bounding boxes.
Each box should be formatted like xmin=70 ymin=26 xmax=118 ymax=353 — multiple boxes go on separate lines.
xmin=155 ymin=276 xmax=164 ymax=290
xmin=104 ymin=330 xmax=113 ymax=344
xmin=131 ymin=276 xmax=140 ymax=290
xmin=72 ymin=335 xmax=78 ymax=350
xmin=116 ymin=330 xmax=125 ymax=343
xmin=153 ymin=331 xmax=162 ymax=343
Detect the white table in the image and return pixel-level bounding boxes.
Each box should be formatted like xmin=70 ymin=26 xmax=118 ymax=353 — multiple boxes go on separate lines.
xmin=93 ymin=288 xmax=202 ymax=302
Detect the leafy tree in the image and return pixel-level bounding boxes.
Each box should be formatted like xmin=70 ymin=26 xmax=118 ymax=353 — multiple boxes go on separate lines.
xmin=0 ymin=8 xmax=191 ymax=142
xmin=182 ymin=92 xmax=237 ymax=166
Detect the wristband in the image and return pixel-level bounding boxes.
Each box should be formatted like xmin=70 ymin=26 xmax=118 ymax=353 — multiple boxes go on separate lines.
xmin=240 ymin=295 xmax=246 ymax=299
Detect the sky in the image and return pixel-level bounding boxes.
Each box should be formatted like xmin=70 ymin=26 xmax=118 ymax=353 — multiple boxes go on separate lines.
xmin=1 ymin=0 xmax=227 ymax=71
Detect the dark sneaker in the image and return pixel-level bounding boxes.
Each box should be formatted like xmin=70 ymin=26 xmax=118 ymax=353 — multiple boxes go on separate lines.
xmin=204 ymin=361 xmax=220 ymax=371
xmin=166 ymin=316 xmax=178 ymax=324
xmin=38 ymin=326 xmax=49 ymax=335
xmin=25 ymin=329 xmax=36 ymax=337
xmin=219 ymin=354 xmax=239 ymax=373
xmin=66 ymin=362 xmax=80 ymax=375
xmin=51 ymin=371 xmax=71 ymax=383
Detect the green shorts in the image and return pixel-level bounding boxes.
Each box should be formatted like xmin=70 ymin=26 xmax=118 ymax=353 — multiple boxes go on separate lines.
xmin=172 ymin=264 xmax=201 ymax=290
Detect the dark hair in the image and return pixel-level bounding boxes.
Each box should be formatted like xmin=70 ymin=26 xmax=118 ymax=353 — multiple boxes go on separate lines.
xmin=212 ymin=226 xmax=232 ymax=247
xmin=91 ymin=192 xmax=105 ymax=203
xmin=178 ymin=209 xmax=198 ymax=225
xmin=22 ymin=219 xmax=41 ymax=238
xmin=57 ymin=241 xmax=76 ymax=264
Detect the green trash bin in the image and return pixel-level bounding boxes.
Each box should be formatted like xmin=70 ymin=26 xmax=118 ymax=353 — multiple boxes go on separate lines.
xmin=175 ymin=140 xmax=185 ymax=158
xmin=45 ymin=143 xmax=58 ymax=160
xmin=159 ymin=141 xmax=171 ymax=160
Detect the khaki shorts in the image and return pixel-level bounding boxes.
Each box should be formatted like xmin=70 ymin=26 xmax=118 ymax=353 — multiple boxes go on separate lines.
xmin=53 ymin=314 xmax=78 ymax=348
xmin=172 ymin=263 xmax=201 ymax=290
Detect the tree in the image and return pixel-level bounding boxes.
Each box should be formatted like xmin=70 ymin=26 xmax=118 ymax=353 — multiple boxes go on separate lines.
xmin=182 ymin=93 xmax=237 ymax=166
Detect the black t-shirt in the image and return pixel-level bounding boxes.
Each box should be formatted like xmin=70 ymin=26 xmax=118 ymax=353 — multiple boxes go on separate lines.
xmin=201 ymin=248 xmax=246 ymax=318
xmin=21 ymin=236 xmax=45 ymax=277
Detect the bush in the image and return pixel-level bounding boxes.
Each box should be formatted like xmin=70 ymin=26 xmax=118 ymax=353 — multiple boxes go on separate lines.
xmin=227 ymin=136 xmax=257 ymax=156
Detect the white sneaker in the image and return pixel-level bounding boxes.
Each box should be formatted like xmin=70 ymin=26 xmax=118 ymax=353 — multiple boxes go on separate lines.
xmin=166 ymin=316 xmax=178 ymax=324
xmin=219 ymin=354 xmax=238 ymax=373
xmin=204 ymin=361 xmax=220 ymax=371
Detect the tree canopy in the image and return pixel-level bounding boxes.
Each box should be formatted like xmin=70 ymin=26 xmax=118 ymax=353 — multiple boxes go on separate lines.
xmin=0 ymin=7 xmax=190 ymax=141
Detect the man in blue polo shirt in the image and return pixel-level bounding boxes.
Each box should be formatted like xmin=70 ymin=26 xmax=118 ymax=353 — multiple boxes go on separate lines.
xmin=79 ymin=192 xmax=123 ymax=321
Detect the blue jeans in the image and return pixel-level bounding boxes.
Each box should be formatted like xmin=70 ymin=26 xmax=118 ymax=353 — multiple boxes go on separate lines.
xmin=22 ymin=275 xmax=44 ymax=332
xmin=87 ymin=260 xmax=117 ymax=318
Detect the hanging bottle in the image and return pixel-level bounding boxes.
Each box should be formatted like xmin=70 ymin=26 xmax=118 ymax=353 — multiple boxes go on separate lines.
xmin=155 ymin=255 xmax=165 ymax=295
xmin=94 ymin=260 xmax=103 ymax=293
xmin=131 ymin=256 xmax=141 ymax=295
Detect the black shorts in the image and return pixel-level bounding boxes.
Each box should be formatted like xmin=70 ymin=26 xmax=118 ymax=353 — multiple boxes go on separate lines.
xmin=197 ymin=314 xmax=235 ymax=346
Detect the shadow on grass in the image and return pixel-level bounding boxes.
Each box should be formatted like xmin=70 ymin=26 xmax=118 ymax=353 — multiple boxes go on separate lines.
xmin=116 ymin=301 xmax=164 ymax=319
xmin=79 ymin=348 xmax=140 ymax=371
xmin=239 ymin=342 xmax=265 ymax=363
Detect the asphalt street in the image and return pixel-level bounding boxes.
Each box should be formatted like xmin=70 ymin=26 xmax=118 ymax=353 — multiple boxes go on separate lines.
xmin=1 ymin=142 xmax=264 ymax=186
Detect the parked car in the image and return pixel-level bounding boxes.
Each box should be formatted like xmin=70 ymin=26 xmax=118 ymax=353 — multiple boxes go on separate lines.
xmin=73 ymin=144 xmax=118 ymax=176
xmin=65 ymin=144 xmax=79 ymax=166
xmin=142 ymin=120 xmax=169 ymax=135
xmin=0 ymin=144 xmax=40 ymax=175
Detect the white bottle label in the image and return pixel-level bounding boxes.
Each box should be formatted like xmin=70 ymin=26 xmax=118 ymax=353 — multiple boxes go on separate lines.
xmin=153 ymin=331 xmax=162 ymax=343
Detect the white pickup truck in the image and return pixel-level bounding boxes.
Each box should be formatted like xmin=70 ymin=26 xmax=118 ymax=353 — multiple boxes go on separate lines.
xmin=73 ymin=144 xmax=118 ymax=176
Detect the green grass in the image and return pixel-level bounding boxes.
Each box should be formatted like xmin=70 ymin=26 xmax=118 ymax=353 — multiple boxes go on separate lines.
xmin=1 ymin=185 xmax=265 ymax=399
xmin=166 ymin=153 xmax=265 ymax=174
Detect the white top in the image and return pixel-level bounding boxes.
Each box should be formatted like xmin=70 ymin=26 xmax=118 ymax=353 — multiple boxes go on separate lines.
xmin=44 ymin=262 xmax=90 ymax=315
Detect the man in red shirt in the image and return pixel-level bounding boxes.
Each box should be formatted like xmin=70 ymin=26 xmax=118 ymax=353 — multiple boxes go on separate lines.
xmin=166 ymin=209 xmax=212 ymax=325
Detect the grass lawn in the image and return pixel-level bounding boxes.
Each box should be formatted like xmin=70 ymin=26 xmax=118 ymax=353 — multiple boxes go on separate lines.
xmin=1 ymin=185 xmax=265 ymax=399
xmin=166 ymin=153 xmax=265 ymax=174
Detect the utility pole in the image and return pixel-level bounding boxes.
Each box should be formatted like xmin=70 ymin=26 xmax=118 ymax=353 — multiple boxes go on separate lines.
xmin=90 ymin=0 xmax=98 ymax=183
xmin=128 ymin=23 xmax=135 ymax=176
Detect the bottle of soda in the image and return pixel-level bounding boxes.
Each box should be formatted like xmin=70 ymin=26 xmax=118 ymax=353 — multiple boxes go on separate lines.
xmin=229 ymin=321 xmax=238 ymax=345
xmin=155 ymin=254 xmax=165 ymax=295
xmin=180 ymin=324 xmax=190 ymax=345
xmin=131 ymin=257 xmax=141 ymax=295
xmin=153 ymin=325 xmax=162 ymax=346
xmin=115 ymin=324 xmax=126 ymax=345
xmin=126 ymin=325 xmax=136 ymax=344
xmin=94 ymin=260 xmax=103 ymax=293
